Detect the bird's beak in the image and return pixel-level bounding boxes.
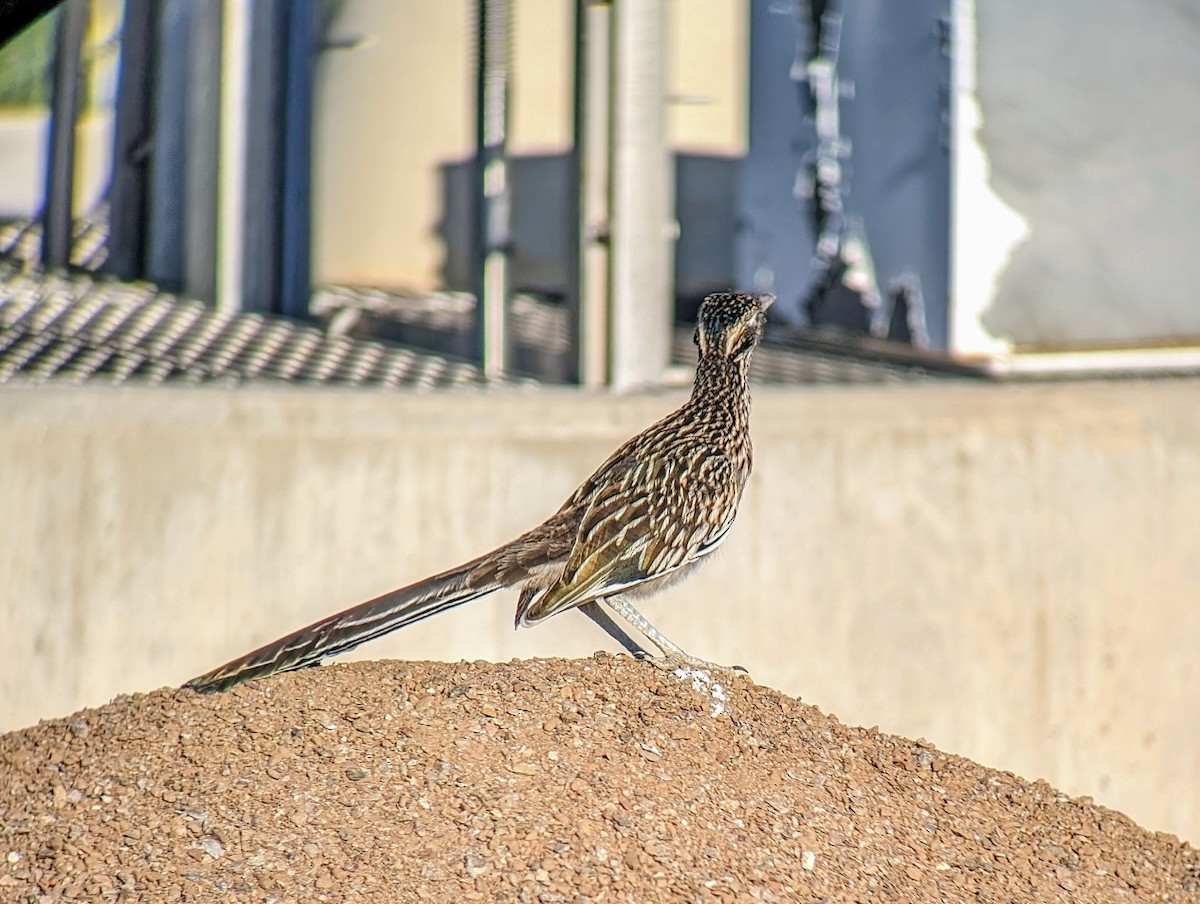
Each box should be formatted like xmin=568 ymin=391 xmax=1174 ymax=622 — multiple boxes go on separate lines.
xmin=759 ymin=294 xmax=776 ymax=311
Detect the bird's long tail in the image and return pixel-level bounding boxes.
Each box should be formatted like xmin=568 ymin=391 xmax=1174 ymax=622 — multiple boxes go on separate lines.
xmin=185 ymin=552 xmax=506 ymax=693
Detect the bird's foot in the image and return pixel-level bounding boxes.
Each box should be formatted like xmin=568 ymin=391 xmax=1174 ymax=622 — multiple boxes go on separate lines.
xmin=638 ymin=651 xmax=751 ymax=717
xmin=637 ymin=649 xmax=750 ymax=679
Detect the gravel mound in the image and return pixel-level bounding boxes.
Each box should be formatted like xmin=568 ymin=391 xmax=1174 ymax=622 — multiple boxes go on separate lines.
xmin=2 ymin=656 xmax=1197 ymax=903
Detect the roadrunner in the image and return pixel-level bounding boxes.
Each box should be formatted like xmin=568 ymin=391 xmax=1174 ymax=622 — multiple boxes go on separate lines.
xmin=186 ymin=291 xmax=773 ymax=693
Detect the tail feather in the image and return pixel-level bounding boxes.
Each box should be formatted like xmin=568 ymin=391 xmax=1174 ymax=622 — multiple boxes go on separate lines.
xmin=185 ymin=558 xmax=504 ymax=693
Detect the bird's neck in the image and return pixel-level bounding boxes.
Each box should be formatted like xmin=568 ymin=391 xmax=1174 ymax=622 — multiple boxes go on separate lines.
xmin=689 ymin=354 xmax=752 ymax=425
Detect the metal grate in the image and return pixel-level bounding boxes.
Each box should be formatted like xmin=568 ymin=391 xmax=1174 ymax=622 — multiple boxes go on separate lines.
xmin=0 ymin=272 xmax=505 ymax=389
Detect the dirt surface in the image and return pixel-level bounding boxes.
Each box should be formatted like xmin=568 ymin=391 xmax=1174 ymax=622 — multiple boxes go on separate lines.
xmin=1 ymin=656 xmax=1197 ymax=903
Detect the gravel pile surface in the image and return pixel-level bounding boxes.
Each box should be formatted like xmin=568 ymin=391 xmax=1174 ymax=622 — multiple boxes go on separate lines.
xmin=2 ymin=655 xmax=1197 ymax=903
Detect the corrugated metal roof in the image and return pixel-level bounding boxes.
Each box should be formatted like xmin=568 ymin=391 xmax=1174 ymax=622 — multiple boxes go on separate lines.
xmin=0 ymin=272 xmax=500 ymax=389
xmin=315 ymin=286 xmax=985 ymax=385
xmin=0 ymin=215 xmax=109 ymax=272
xmin=2 ymin=212 xmax=987 ymax=387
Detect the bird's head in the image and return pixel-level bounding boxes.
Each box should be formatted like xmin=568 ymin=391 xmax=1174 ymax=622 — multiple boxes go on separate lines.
xmin=694 ymin=292 xmax=774 ymax=361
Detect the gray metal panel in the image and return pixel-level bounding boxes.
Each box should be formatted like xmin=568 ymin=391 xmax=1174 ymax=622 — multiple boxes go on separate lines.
xmin=838 ymin=0 xmax=951 ymax=347
xmin=736 ymin=0 xmax=818 ymax=324
xmin=737 ymin=0 xmax=951 ymax=347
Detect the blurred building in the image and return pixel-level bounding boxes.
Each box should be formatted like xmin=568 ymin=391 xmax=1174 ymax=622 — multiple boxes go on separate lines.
xmin=1 ymin=0 xmax=1198 ymax=378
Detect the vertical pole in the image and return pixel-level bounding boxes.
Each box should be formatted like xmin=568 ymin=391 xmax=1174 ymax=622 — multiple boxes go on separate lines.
xmin=474 ymin=0 xmax=512 ymax=379
xmin=217 ymin=0 xmax=251 ymax=313
xmin=147 ymin=0 xmax=189 ymax=292
xmin=279 ymin=0 xmax=316 ymax=320
xmin=569 ymin=0 xmax=613 ymax=388
xmin=145 ymin=0 xmax=187 ymax=289
xmin=42 ymin=0 xmax=89 ymax=271
xmin=238 ymin=0 xmax=285 ymax=314
xmin=608 ymin=0 xmax=672 ymax=389
xmin=184 ymin=0 xmax=222 ymax=302
xmin=105 ymin=0 xmax=159 ymax=281
xmin=565 ymin=0 xmax=585 ymax=385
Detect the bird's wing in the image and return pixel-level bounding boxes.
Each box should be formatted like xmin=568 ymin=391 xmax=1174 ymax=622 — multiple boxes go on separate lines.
xmin=517 ymin=449 xmax=740 ymax=624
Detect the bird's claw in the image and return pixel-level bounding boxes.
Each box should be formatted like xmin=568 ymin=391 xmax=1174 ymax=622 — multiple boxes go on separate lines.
xmin=636 ymin=651 xmax=751 ymax=717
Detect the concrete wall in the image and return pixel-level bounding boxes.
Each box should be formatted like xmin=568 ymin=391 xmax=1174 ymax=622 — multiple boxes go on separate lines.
xmin=1 ymin=380 xmax=1198 ymax=844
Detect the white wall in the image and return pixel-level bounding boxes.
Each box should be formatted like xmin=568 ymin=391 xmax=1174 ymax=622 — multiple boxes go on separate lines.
xmin=971 ymin=0 xmax=1200 ymax=347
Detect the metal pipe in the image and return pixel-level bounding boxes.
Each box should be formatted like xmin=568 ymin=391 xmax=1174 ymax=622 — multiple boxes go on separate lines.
xmin=568 ymin=0 xmax=613 ymax=388
xmin=184 ymin=0 xmax=222 ymax=302
xmin=474 ymin=0 xmax=513 ymax=379
xmin=146 ymin=0 xmax=190 ymax=291
xmin=42 ymin=0 xmax=89 ymax=271
xmin=217 ymin=0 xmax=251 ymax=313
xmin=565 ymin=0 xmax=585 ymax=385
xmin=608 ymin=0 xmax=672 ymax=389
xmin=236 ymin=0 xmax=285 ymax=314
xmin=105 ymin=0 xmax=160 ymax=281
xmin=279 ymin=0 xmax=316 ymax=320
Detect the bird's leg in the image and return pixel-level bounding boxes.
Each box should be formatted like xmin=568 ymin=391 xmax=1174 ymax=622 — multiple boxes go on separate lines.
xmin=578 ymin=601 xmax=651 ymax=656
xmin=595 ymin=596 xmax=687 ymax=657
xmin=587 ymin=597 xmax=750 ymax=679
xmin=585 ymin=596 xmax=747 ymax=718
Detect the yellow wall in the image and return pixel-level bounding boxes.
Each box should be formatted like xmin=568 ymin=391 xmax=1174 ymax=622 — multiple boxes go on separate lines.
xmin=311 ymin=0 xmax=747 ymax=291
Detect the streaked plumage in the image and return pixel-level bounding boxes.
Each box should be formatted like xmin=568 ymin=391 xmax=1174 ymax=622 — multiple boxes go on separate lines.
xmin=186 ymin=291 xmax=772 ymax=693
